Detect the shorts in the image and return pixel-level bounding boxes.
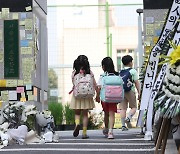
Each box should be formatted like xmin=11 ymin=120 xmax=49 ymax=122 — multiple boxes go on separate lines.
xmin=101 ymin=101 xmax=117 ymax=112
xmin=119 ymin=90 xmax=137 ymax=110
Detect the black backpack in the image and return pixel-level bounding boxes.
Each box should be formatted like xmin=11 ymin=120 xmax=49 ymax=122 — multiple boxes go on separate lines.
xmin=119 ymin=68 xmax=133 ymax=92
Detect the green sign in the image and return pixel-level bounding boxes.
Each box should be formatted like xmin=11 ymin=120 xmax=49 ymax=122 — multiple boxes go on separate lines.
xmin=4 ymin=20 xmax=19 ymax=78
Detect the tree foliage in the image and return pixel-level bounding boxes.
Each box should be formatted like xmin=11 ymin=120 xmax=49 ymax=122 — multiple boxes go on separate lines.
xmin=48 ymin=68 xmax=58 ymax=89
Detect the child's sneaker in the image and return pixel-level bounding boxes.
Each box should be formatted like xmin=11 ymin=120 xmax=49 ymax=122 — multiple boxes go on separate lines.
xmin=125 ymin=117 xmax=132 ymax=128
xmin=103 ymin=128 xmax=109 ymax=137
xmin=82 ymin=134 xmax=89 ymax=139
xmin=73 ymin=124 xmax=80 ymax=137
xmin=121 ymin=126 xmax=128 ymax=131
xmin=108 ymin=132 xmax=114 ymax=139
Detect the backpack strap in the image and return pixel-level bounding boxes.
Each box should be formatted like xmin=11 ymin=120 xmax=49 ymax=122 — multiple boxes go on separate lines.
xmin=90 ymin=70 xmax=94 ymax=77
xmin=126 ymin=68 xmax=133 ymax=81
xmin=125 ymin=68 xmax=132 ymax=71
xmin=70 ymin=70 xmax=76 ymax=94
xmin=71 ymin=70 xmax=76 ymax=80
xmin=69 ymin=89 xmax=73 ymax=94
xmin=100 ymin=72 xmax=106 ymax=78
xmin=103 ymin=72 xmax=116 ymax=76
xmin=108 ymin=73 xmax=116 ymax=76
xmin=120 ymin=68 xmax=132 ymax=74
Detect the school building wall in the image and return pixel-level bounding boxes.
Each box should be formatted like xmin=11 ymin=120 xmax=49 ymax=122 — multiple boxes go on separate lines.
xmin=59 ymin=26 xmax=138 ymax=104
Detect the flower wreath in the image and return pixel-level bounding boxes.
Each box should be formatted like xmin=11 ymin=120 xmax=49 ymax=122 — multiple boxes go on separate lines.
xmin=154 ymin=41 xmax=180 ymax=118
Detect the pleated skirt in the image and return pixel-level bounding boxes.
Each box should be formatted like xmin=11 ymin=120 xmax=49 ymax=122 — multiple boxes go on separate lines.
xmin=70 ymin=95 xmax=95 ymax=110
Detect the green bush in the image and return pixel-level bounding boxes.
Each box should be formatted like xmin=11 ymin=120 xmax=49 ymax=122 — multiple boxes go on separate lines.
xmin=64 ymin=104 xmax=75 ymax=125
xmin=48 ymin=102 xmax=63 ymax=125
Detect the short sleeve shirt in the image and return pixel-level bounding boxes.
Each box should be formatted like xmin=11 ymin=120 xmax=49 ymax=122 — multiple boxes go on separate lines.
xmin=97 ymin=73 xmax=105 ymax=87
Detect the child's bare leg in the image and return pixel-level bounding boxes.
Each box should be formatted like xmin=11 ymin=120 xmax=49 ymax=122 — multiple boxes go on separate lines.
xmin=109 ymin=111 xmax=115 ymax=130
xmin=82 ymin=110 xmax=88 ymax=136
xmin=104 ymin=112 xmax=109 ymax=128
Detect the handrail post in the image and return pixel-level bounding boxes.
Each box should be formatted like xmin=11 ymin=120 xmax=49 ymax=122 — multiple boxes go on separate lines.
xmin=106 ymin=1 xmax=109 ymax=56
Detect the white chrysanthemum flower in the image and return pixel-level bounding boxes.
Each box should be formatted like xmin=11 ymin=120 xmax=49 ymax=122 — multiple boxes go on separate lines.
xmin=164 ymin=84 xmax=180 ymax=100
xmin=174 ymin=75 xmax=180 ymax=84
xmin=173 ymin=85 xmax=177 ymax=92
xmin=166 ymin=67 xmax=170 ymax=75
xmin=162 ymin=85 xmax=166 ymax=92
xmin=164 ymin=76 xmax=168 ymax=83
xmin=170 ymin=66 xmax=176 ymax=73
xmin=178 ymin=86 xmax=180 ymax=92
xmin=171 ymin=95 xmax=176 ymax=100
xmin=169 ymin=84 xmax=173 ymax=90
xmin=43 ymin=110 xmax=52 ymax=118
xmin=9 ymin=113 xmax=15 ymax=117
xmin=9 ymin=109 xmax=13 ymax=113
xmin=4 ymin=108 xmax=9 ymax=113
xmin=24 ymin=105 xmax=36 ymax=112
xmin=175 ymin=95 xmax=180 ymax=100
xmin=164 ymin=89 xmax=172 ymax=98
xmin=16 ymin=102 xmax=25 ymax=107
xmin=0 ymin=130 xmax=4 ymax=136
xmin=0 ymin=122 xmax=9 ymax=131
xmin=0 ymin=123 xmax=9 ymax=136
xmin=21 ymin=112 xmax=27 ymax=122
xmin=171 ymin=84 xmax=177 ymax=92
xmin=170 ymin=73 xmax=174 ymax=80
xmin=176 ymin=65 xmax=180 ymax=74
xmin=25 ymin=110 xmax=37 ymax=116
xmin=9 ymin=102 xmax=15 ymax=105
xmin=10 ymin=104 xmax=17 ymax=108
xmin=164 ymin=88 xmax=168 ymax=94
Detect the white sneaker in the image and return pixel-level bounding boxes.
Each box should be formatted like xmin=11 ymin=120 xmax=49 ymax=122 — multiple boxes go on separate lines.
xmin=108 ymin=132 xmax=114 ymax=139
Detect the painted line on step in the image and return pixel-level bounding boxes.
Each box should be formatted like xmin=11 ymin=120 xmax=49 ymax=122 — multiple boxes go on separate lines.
xmin=0 ymin=148 xmax=155 ymax=152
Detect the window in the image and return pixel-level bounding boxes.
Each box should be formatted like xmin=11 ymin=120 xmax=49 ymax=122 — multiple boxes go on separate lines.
xmin=128 ymin=49 xmax=134 ymax=53
xmin=117 ymin=49 xmax=126 ymax=54
xmin=117 ymin=49 xmax=126 ymax=57
xmin=117 ymin=49 xmax=135 ymax=71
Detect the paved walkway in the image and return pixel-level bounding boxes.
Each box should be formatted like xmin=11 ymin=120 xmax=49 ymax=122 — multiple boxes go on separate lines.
xmin=0 ymin=128 xmax=178 ymax=154
xmin=166 ymin=139 xmax=177 ymax=154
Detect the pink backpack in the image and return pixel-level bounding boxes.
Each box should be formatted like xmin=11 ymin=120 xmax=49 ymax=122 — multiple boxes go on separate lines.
xmin=104 ymin=85 xmax=123 ymax=102
xmin=73 ymin=73 xmax=95 ymax=98
xmin=100 ymin=73 xmax=124 ymax=103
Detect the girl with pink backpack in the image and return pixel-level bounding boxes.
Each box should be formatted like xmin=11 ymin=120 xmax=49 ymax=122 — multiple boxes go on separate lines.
xmin=96 ymin=57 xmax=123 ymax=139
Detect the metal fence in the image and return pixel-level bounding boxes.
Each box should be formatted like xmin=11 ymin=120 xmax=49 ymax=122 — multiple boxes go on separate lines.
xmin=47 ymin=1 xmax=143 ymax=103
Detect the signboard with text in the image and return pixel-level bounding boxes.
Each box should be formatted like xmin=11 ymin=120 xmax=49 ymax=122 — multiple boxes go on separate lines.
xmin=4 ymin=20 xmax=19 ymax=78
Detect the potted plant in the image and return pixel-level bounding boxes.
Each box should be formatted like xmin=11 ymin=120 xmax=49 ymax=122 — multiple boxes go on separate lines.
xmin=48 ymin=102 xmax=64 ymax=130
